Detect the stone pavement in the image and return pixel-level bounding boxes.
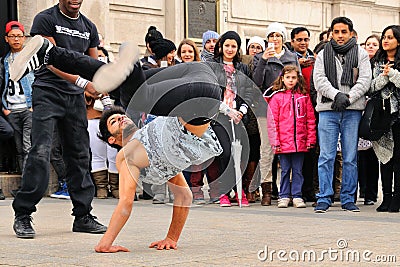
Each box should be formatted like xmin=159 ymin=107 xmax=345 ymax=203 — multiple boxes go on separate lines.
xmin=0 ymin=197 xmax=399 ymax=266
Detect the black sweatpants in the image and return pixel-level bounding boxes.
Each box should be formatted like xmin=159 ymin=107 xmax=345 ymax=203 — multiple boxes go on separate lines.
xmin=48 ymin=47 xmax=222 ymax=119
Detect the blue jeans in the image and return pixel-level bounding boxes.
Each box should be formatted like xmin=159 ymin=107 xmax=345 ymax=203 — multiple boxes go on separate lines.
xmin=317 ymin=110 xmax=361 ymax=205
xmin=279 ymin=153 xmax=304 ymax=198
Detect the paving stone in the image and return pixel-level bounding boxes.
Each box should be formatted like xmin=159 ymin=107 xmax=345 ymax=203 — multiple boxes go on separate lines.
xmin=0 ymin=198 xmax=399 ymax=266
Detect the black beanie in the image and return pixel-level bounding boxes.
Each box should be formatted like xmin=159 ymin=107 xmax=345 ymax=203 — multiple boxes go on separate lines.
xmin=145 ymin=26 xmax=163 ymax=44
xmin=150 ymin=38 xmax=176 ymax=60
xmin=214 ymin=31 xmax=242 ymax=59
xmin=219 ymin=31 xmax=241 ymax=48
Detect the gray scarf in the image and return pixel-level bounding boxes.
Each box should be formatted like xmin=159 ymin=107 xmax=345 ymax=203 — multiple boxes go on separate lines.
xmin=201 ymin=49 xmax=214 ymax=62
xmin=323 ymin=37 xmax=358 ymax=89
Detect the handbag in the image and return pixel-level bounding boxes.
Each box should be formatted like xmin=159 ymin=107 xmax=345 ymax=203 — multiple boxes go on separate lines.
xmin=359 ymin=92 xmax=391 ymax=141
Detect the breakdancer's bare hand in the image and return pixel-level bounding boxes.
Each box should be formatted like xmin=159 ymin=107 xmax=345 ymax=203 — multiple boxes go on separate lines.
xmin=94 ymin=243 xmax=130 ymax=253
xmin=149 ymin=237 xmax=178 ymax=250
xmin=85 ymin=82 xmax=101 ymax=99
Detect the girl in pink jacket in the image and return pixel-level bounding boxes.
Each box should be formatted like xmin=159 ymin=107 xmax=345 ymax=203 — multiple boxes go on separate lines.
xmin=265 ymin=65 xmax=317 ymax=208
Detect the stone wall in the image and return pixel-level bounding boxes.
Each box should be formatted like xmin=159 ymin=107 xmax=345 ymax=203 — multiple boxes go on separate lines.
xmin=16 ymin=0 xmax=400 ymax=54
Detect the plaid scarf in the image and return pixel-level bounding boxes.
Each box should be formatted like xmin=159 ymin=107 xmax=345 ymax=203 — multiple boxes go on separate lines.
xmin=323 ymin=37 xmax=358 ymax=89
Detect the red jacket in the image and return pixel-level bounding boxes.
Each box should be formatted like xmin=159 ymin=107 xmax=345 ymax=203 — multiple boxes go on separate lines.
xmin=265 ymin=89 xmax=316 ymax=154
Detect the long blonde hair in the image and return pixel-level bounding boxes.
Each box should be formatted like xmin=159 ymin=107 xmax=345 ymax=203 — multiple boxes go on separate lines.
xmin=272 ymin=65 xmax=307 ymax=94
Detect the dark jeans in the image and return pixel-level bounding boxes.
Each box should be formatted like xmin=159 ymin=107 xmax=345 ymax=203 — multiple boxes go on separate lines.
xmin=12 ymin=87 xmax=94 ymax=217
xmin=0 ymin=115 xmax=13 ymax=140
xmin=7 ymin=109 xmax=32 ymax=171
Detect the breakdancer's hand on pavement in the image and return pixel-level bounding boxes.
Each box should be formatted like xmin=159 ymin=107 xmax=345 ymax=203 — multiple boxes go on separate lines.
xmin=94 ymin=243 xmax=130 ymax=253
xmin=149 ymin=237 xmax=178 ymax=250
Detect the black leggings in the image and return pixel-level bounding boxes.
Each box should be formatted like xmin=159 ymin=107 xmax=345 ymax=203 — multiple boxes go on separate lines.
xmin=48 ymin=47 xmax=221 ymax=120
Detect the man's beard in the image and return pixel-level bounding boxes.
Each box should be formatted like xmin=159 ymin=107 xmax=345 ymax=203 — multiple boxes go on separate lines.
xmin=122 ymin=123 xmax=138 ymax=139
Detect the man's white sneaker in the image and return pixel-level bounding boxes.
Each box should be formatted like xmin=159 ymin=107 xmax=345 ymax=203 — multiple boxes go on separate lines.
xmin=10 ymin=35 xmax=53 ymax=81
xmin=92 ymin=42 xmax=139 ymax=93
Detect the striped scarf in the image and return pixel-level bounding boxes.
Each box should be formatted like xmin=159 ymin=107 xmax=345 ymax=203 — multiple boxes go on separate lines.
xmin=201 ymin=49 xmax=214 ymax=62
xmin=323 ymin=37 xmax=358 ymax=89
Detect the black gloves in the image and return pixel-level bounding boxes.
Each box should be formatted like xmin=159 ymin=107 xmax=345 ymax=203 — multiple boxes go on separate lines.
xmin=331 ymin=92 xmax=350 ymax=112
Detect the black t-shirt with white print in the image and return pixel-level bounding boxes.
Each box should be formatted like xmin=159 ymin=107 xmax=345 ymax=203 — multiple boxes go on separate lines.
xmin=30 ymin=4 xmax=99 ymax=94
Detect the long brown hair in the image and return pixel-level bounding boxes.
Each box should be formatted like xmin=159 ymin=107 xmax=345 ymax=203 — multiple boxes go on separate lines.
xmin=272 ymin=65 xmax=307 ymax=94
xmin=177 ymin=39 xmax=201 ymax=62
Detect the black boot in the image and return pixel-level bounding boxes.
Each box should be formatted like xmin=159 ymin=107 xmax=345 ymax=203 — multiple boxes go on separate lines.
xmin=376 ymin=193 xmax=392 ymax=212
xmin=377 ymin=161 xmax=394 ymax=212
xmin=0 ymin=189 xmax=5 ymax=200
xmin=388 ymin=194 xmax=400 ymax=212
xmin=389 ymin=169 xmax=400 ymax=212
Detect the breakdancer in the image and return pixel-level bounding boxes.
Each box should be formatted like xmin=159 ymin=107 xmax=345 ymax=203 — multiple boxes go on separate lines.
xmin=10 ymin=35 xmax=242 ymax=252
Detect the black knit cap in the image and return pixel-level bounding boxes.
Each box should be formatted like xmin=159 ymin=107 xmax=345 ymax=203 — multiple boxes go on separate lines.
xmin=150 ymin=38 xmax=176 ymax=60
xmin=219 ymin=31 xmax=241 ymax=48
xmin=145 ymin=26 xmax=163 ymax=44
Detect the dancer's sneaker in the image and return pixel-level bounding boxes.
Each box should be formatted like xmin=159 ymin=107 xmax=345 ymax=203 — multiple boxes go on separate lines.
xmin=10 ymin=35 xmax=53 ymax=81
xmin=92 ymin=42 xmax=139 ymax=93
xmin=72 ymin=214 xmax=107 ymax=234
xmin=13 ymin=215 xmax=35 ymax=238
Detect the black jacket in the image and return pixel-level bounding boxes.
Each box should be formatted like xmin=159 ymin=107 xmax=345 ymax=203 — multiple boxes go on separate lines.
xmin=206 ymin=57 xmax=256 ymax=115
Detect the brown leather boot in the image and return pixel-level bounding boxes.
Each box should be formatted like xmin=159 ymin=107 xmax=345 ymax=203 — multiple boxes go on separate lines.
xmin=261 ymin=182 xmax=272 ymax=206
xmin=92 ymin=170 xmax=109 ymax=199
xmin=109 ymin=172 xmax=119 ymax=199
xmin=246 ymin=192 xmax=256 ymax=203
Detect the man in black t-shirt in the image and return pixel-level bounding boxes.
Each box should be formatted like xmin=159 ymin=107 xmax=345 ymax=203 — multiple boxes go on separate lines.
xmin=12 ymin=0 xmax=107 ymax=238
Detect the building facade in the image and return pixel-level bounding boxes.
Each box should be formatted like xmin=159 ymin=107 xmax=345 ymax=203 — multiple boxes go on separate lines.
xmin=14 ymin=0 xmax=400 ymax=55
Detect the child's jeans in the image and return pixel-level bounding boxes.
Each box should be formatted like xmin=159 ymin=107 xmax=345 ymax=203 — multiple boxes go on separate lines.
xmin=279 ymin=153 xmax=305 ymax=199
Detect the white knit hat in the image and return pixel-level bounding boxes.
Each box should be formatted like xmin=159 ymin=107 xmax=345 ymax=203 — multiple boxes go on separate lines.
xmin=266 ymin=22 xmax=287 ymax=42
xmin=247 ymin=36 xmax=265 ymax=51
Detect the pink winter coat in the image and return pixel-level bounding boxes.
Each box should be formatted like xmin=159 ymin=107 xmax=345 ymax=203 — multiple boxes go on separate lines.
xmin=265 ymin=89 xmax=316 ymax=154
